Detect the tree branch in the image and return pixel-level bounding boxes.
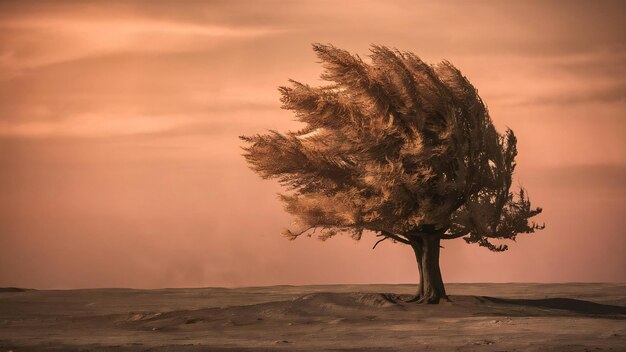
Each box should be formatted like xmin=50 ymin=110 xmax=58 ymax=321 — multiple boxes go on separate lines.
xmin=439 ymin=229 xmax=470 ymax=240
xmin=377 ymin=229 xmax=411 ymax=244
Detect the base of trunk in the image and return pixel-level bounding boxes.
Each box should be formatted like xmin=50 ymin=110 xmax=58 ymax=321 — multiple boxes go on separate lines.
xmin=405 ymin=293 xmax=450 ymax=304
xmin=409 ymin=235 xmax=448 ymax=304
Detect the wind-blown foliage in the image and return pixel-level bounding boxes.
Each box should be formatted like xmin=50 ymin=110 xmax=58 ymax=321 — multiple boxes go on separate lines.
xmin=241 ymin=43 xmax=543 ymax=251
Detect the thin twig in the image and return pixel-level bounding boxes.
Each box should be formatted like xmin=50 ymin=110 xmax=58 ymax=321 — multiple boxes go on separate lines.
xmin=372 ymin=237 xmax=388 ymax=249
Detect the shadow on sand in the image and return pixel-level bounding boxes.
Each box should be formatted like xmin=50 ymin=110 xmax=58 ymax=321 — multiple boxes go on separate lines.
xmin=479 ymin=296 xmax=626 ymax=316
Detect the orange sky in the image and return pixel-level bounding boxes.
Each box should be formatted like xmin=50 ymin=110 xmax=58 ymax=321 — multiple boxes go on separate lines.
xmin=1 ymin=0 xmax=624 ymax=289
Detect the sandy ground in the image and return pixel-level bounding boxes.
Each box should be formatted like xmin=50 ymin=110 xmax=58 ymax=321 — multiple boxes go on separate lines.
xmin=0 ymin=283 xmax=624 ymax=351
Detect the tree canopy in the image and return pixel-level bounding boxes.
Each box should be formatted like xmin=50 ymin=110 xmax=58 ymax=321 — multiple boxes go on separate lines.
xmin=241 ymin=43 xmax=543 ymax=252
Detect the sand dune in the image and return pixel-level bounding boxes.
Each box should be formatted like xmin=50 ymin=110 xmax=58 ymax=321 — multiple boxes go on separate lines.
xmin=1 ymin=283 xmax=624 ymax=351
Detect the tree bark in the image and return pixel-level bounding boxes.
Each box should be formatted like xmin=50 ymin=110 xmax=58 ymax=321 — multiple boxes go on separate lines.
xmin=407 ymin=235 xmax=448 ymax=304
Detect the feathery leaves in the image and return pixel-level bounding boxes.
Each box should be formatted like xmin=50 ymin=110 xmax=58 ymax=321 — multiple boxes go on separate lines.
xmin=241 ymin=44 xmax=543 ymax=251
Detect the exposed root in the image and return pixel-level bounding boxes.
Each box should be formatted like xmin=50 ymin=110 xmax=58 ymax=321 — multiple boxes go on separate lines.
xmin=405 ymin=293 xmax=450 ymax=304
xmin=404 ymin=294 xmax=422 ymax=303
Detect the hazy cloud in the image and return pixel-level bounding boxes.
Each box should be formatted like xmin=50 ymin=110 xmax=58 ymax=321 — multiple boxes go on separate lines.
xmin=0 ymin=8 xmax=287 ymax=73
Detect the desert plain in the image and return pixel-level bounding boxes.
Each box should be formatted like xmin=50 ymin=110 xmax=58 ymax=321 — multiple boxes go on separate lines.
xmin=0 ymin=283 xmax=624 ymax=351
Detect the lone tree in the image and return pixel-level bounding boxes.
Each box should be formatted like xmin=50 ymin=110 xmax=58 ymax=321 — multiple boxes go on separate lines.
xmin=241 ymin=44 xmax=543 ymax=304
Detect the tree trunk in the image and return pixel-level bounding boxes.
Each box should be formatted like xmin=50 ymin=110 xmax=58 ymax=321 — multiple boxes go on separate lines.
xmin=408 ymin=235 xmax=448 ymax=304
